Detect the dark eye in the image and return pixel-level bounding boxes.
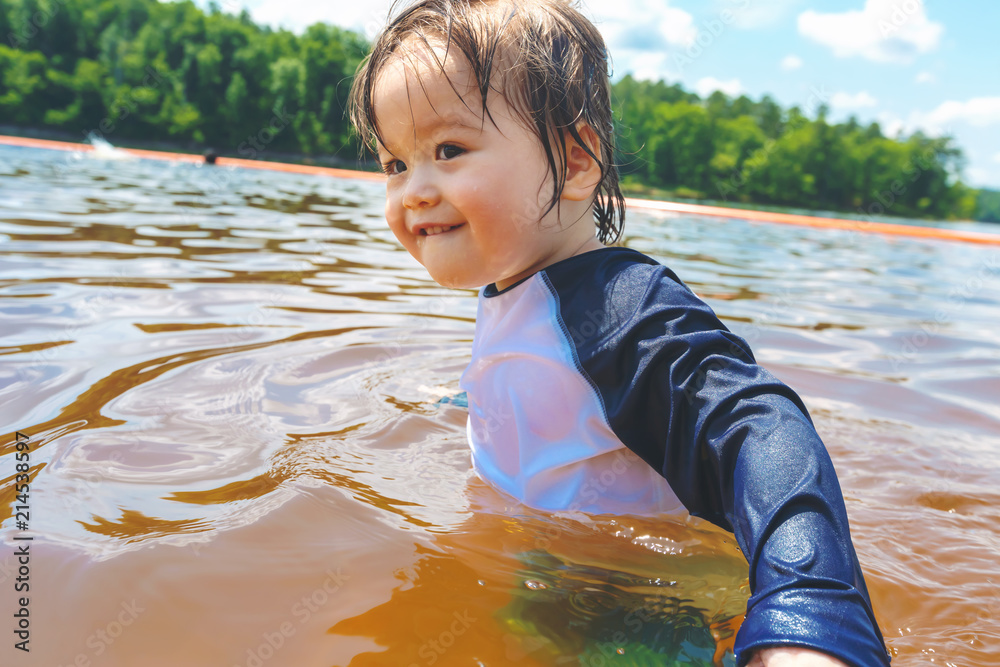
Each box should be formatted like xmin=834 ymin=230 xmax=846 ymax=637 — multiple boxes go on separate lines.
xmin=436 ymin=144 xmax=465 ymax=160
xmin=382 ymin=159 xmax=406 ymax=176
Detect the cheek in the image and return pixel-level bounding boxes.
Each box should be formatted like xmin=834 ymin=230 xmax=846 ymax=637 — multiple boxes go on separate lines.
xmin=384 ymin=198 xmax=413 ymax=249
xmin=387 ymin=218 xmax=411 ymax=249
xmin=458 ymin=174 xmax=524 ymax=220
xmin=493 ymin=161 xmax=550 ymax=215
xmin=384 ymin=192 xmax=405 ymax=232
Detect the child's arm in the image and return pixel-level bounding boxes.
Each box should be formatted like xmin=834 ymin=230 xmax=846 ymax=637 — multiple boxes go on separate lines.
xmin=635 ymin=280 xmax=891 ymax=666
xmin=558 ymin=257 xmax=892 ymax=666
xmin=749 ymin=647 xmax=850 ymax=667
xmin=664 ymin=368 xmax=889 ymax=666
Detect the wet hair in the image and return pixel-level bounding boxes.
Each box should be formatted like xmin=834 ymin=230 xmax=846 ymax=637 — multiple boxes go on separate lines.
xmin=349 ymin=0 xmax=625 ymax=244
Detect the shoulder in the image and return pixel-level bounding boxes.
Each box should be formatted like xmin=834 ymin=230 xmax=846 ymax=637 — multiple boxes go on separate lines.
xmin=541 ymin=246 xmax=682 ymax=298
xmin=539 ymin=247 xmax=732 ymax=351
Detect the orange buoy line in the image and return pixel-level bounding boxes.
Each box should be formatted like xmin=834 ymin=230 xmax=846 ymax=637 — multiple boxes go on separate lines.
xmin=0 ymin=134 xmax=386 ymax=182
xmin=624 ymin=198 xmax=1000 ymax=247
xmin=3 ymin=133 xmax=998 ymax=246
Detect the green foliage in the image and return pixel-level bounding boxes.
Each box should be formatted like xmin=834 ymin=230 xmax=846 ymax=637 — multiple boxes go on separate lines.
xmin=0 ymin=0 xmax=367 ymax=156
xmin=0 ymin=0 xmax=983 ymax=219
xmin=975 ymin=190 xmax=1000 ymax=223
xmin=612 ymin=80 xmax=979 ymax=220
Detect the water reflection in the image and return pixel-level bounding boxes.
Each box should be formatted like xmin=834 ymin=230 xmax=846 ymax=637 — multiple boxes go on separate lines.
xmin=330 ymin=500 xmax=746 ymax=666
xmin=1 ymin=145 xmax=999 ymax=665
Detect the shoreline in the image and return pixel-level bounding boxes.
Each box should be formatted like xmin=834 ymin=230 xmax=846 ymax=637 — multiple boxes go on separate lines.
xmin=3 ymin=133 xmax=998 ymax=247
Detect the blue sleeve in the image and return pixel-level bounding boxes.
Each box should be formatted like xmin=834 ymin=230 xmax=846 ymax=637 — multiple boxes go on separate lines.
xmin=544 ymin=250 xmax=890 ymax=667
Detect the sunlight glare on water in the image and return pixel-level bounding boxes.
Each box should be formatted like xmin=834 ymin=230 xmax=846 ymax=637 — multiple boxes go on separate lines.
xmin=0 ymin=145 xmax=999 ymax=666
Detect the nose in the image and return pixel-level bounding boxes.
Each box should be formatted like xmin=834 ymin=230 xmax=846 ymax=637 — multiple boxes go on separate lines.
xmin=401 ymin=167 xmax=440 ymax=210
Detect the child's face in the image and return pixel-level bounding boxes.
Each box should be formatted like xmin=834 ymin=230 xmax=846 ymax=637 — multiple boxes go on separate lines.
xmin=373 ymin=42 xmax=599 ymax=290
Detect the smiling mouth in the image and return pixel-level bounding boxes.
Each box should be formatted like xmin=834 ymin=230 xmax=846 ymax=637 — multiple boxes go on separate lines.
xmin=421 ymin=224 xmax=463 ymax=236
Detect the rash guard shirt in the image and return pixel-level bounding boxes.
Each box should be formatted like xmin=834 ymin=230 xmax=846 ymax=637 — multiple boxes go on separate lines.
xmin=459 ymin=247 xmax=890 ymax=667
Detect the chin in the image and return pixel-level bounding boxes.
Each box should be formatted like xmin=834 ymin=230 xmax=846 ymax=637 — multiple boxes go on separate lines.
xmin=425 ymin=267 xmax=487 ymax=290
xmin=429 ymin=276 xmax=484 ymax=290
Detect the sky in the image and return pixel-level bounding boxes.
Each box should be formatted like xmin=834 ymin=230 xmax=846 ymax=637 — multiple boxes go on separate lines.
xmin=204 ymin=0 xmax=1000 ymax=190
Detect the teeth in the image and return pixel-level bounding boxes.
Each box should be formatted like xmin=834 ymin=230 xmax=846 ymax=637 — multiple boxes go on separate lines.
xmin=423 ymin=225 xmax=457 ymax=236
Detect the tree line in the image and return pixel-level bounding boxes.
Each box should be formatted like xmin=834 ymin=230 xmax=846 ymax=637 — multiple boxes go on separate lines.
xmin=1 ymin=0 xmax=367 ymax=157
xmin=1 ymin=0 xmax=996 ymax=222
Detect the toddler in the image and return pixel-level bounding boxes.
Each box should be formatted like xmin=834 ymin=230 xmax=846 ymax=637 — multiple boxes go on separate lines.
xmin=349 ymin=1 xmax=890 ymax=665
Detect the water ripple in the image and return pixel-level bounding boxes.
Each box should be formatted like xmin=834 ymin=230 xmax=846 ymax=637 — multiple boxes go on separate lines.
xmin=1 ymin=145 xmax=998 ymax=665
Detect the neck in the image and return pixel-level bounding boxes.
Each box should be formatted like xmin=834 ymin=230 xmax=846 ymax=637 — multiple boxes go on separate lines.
xmin=493 ymin=235 xmax=607 ymax=291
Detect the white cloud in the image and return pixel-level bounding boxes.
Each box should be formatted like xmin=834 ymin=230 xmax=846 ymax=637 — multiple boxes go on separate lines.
xmin=797 ymin=0 xmax=943 ymax=64
xmin=875 ymin=111 xmax=907 ymax=139
xmin=694 ymin=77 xmax=743 ymax=98
xmin=780 ymin=54 xmax=803 ymax=71
xmin=620 ymin=52 xmax=676 ymax=82
xmin=915 ymin=71 xmax=936 ymax=84
xmin=230 ymin=0 xmax=699 ymax=82
xmin=724 ymin=0 xmax=803 ymax=29
xmin=966 ymin=167 xmax=991 ymax=186
xmin=913 ymin=97 xmax=1000 ymax=132
xmin=587 ymin=0 xmax=697 ymax=51
xmin=830 ymin=91 xmax=879 ymax=110
xmin=246 ymin=0 xmax=394 ymax=35
xmin=965 ymin=151 xmax=1000 ymax=189
xmin=875 ymin=98 xmax=1000 ymax=141
xmin=584 ymin=0 xmax=696 ymax=81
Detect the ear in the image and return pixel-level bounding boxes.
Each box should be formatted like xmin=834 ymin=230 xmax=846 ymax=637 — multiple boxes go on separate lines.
xmin=561 ymin=122 xmax=603 ymax=202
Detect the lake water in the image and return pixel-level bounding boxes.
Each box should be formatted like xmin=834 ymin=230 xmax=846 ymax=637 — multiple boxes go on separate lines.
xmin=1 ymin=144 xmax=999 ymax=666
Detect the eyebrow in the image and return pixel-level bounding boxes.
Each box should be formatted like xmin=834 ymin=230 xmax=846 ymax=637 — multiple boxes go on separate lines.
xmin=423 ymin=110 xmax=483 ymax=132
xmin=378 ymin=111 xmax=484 ymax=157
